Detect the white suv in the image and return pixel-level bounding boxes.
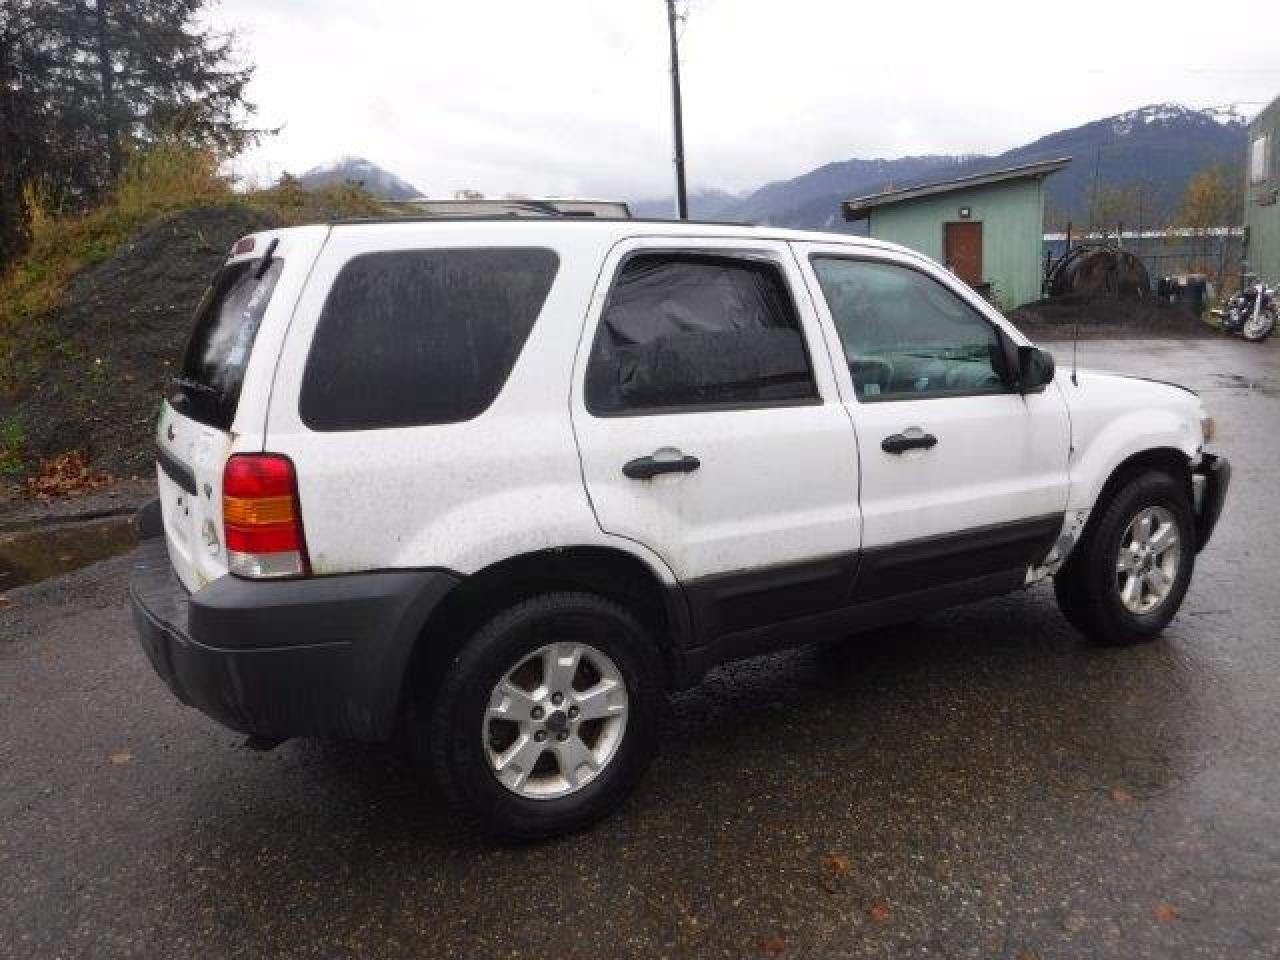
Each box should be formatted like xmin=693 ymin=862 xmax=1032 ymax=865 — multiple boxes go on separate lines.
xmin=131 ymin=218 xmax=1229 ymax=838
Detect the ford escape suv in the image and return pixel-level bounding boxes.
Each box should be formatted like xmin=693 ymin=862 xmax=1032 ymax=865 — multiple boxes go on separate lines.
xmin=131 ymin=219 xmax=1229 ymax=838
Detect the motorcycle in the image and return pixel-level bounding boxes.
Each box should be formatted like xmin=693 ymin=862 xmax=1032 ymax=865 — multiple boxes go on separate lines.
xmin=1212 ymin=279 xmax=1277 ymax=342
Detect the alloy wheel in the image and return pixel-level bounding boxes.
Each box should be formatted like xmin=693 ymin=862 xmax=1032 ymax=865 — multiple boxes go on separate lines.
xmin=1115 ymin=505 xmax=1181 ymax=615
xmin=482 ymin=642 xmax=629 ymax=799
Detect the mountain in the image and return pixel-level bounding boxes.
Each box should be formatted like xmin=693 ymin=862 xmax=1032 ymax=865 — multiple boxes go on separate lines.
xmin=642 ymin=104 xmax=1248 ymax=231
xmin=296 ymin=156 xmax=423 ymax=201
xmin=630 ymin=187 xmax=744 ymax=220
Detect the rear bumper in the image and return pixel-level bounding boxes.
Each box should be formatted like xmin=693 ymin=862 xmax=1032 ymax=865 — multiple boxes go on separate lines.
xmin=1193 ymin=453 xmax=1230 ymax=552
xmin=128 ymin=539 xmax=459 ymax=741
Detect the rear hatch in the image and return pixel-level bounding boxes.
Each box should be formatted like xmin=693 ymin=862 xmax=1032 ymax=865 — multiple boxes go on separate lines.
xmin=155 ymin=229 xmax=322 ymax=591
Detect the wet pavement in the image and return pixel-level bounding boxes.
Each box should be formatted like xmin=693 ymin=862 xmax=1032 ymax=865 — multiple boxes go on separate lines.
xmin=2 ymin=338 xmax=1278 ymax=959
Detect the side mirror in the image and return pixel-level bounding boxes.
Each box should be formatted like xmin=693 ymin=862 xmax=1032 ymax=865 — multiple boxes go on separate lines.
xmin=1017 ymin=345 xmax=1055 ymax=394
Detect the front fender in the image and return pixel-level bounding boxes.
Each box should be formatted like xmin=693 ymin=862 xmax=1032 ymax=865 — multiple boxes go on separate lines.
xmin=1068 ymin=406 xmax=1200 ymax=512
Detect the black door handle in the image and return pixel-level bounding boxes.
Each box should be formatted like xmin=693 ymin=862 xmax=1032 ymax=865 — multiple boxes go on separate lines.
xmin=881 ymin=432 xmax=938 ymax=454
xmin=623 ymin=454 xmax=701 ymax=479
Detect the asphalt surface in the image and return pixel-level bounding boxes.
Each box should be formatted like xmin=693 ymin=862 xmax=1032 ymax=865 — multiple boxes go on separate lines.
xmin=3 ymin=338 xmax=1278 ymax=959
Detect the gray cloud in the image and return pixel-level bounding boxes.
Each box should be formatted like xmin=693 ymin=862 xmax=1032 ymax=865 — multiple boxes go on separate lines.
xmin=212 ymin=0 xmax=1280 ymax=201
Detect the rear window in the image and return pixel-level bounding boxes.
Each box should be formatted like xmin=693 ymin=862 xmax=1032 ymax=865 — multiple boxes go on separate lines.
xmin=299 ymin=248 xmax=558 ymax=431
xmin=172 ymin=258 xmax=283 ymax=429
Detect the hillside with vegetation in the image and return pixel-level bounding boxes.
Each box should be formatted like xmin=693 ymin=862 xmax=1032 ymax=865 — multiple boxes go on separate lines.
xmin=0 ymin=144 xmax=387 ymax=490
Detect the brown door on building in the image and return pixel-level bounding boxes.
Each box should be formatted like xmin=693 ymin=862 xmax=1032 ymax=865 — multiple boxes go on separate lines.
xmin=944 ymin=221 xmax=983 ymax=287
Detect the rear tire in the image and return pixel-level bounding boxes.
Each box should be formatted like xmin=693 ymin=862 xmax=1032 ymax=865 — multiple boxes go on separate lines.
xmin=422 ymin=591 xmax=663 ymax=841
xmin=1054 ymin=470 xmax=1195 ymax=646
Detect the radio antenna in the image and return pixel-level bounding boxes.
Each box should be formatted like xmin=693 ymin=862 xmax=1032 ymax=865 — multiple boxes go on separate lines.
xmin=1071 ymin=312 xmax=1080 ymax=385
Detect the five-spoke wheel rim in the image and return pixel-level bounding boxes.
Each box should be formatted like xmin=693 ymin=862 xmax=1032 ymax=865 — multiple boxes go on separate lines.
xmin=483 ymin=642 xmax=629 ymax=799
xmin=1115 ymin=505 xmax=1181 ymax=615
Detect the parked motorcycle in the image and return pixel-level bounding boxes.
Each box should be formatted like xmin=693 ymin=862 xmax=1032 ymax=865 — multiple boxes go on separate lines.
xmin=1212 ymin=279 xmax=1277 ymax=342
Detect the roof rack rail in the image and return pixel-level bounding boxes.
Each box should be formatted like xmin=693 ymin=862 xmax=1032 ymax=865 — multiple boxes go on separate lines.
xmin=328 ymin=215 xmax=758 ymax=227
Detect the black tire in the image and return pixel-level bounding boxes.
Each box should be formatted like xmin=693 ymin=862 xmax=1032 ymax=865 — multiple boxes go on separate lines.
xmin=423 ymin=592 xmax=663 ymax=841
xmin=1053 ymin=470 xmax=1196 ymax=646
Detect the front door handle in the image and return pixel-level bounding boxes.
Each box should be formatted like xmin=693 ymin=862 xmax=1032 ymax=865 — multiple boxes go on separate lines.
xmin=623 ymin=452 xmax=701 ymax=479
xmin=881 ymin=432 xmax=938 ymax=454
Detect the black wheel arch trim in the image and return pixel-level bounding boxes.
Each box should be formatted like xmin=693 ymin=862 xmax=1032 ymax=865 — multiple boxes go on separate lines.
xmin=1193 ymin=453 xmax=1230 ymax=552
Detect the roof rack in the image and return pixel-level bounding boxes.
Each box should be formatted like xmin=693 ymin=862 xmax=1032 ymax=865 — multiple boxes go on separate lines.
xmin=328 ymin=215 xmax=757 ymax=227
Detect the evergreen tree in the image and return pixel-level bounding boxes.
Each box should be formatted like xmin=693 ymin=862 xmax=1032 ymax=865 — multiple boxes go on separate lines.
xmin=0 ymin=0 xmax=261 ymax=267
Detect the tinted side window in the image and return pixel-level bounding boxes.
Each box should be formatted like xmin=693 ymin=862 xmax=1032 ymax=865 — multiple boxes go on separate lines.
xmin=300 ymin=248 xmax=558 ymax=431
xmin=810 ymin=257 xmax=1011 ymax=401
xmin=585 ymin=254 xmax=818 ymax=415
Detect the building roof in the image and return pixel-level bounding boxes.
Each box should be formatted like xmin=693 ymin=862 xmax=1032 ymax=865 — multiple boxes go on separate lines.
xmin=842 ymin=157 xmax=1072 ymax=221
xmin=1250 ymin=93 xmax=1280 ymax=127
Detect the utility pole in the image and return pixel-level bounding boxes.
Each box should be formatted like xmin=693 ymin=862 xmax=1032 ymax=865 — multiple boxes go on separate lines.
xmin=665 ymin=0 xmax=688 ymax=219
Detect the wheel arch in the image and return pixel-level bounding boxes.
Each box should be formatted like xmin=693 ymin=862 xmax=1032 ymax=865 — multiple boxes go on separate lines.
xmin=1070 ymin=401 xmax=1199 ymax=514
xmin=1065 ymin=446 xmax=1194 ymax=567
xmin=1090 ymin=446 xmax=1194 ymax=511
xmin=400 ymin=546 xmax=690 ymax=716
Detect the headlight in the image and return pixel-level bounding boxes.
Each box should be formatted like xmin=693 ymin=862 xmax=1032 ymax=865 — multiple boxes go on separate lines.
xmin=1201 ymin=416 xmax=1217 ymax=444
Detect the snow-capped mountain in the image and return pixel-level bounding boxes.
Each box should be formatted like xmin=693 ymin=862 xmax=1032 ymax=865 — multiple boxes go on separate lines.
xmin=639 ymin=104 xmax=1248 ymax=229
xmin=297 ymin=156 xmax=423 ymax=201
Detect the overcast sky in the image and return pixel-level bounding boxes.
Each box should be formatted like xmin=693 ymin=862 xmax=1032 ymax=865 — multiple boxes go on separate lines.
xmin=210 ymin=0 xmax=1279 ymax=201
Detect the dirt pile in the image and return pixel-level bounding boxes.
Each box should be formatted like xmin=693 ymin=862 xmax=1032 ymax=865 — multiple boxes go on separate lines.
xmin=2 ymin=204 xmax=280 ymax=480
xmin=1007 ymin=295 xmax=1214 ymax=341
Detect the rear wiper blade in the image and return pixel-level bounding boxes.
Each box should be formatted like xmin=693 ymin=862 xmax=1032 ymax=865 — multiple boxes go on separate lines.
xmin=254 ymin=237 xmax=279 ymax=279
xmin=170 ymin=375 xmax=219 ymax=397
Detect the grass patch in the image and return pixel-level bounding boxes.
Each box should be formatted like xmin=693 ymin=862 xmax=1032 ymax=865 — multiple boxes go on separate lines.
xmin=0 ymin=417 xmax=24 ymax=475
xmin=0 ymin=141 xmax=233 ymax=387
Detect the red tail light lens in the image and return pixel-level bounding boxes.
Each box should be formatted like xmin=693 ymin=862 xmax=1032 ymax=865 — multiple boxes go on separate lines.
xmin=222 ymin=454 xmax=309 ymax=578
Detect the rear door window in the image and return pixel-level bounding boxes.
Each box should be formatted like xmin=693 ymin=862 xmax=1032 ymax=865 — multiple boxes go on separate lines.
xmin=299 ymin=248 xmax=558 ymax=431
xmin=584 ymin=253 xmax=818 ymax=415
xmin=172 ymin=258 xmax=284 ymax=429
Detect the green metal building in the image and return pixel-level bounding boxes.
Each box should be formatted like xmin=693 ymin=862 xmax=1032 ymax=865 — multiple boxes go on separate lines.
xmin=842 ymin=158 xmax=1070 ymax=309
xmin=1244 ymin=95 xmax=1280 ymax=283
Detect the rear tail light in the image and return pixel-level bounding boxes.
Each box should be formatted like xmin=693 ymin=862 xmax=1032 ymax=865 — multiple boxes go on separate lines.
xmin=222 ymin=454 xmax=310 ymax=579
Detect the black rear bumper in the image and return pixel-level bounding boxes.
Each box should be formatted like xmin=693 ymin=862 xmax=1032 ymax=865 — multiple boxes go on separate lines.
xmin=129 ymin=539 xmax=459 ymax=741
xmin=1193 ymin=453 xmax=1230 ymax=552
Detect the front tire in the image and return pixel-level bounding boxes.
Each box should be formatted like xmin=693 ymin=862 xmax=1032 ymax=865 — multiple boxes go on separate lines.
xmin=1242 ymin=306 xmax=1276 ymax=342
xmin=424 ymin=592 xmax=663 ymax=840
xmin=1054 ymin=470 xmax=1195 ymax=646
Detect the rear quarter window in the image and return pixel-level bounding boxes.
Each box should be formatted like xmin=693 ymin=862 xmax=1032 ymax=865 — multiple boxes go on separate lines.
xmin=299 ymin=248 xmax=559 ymax=431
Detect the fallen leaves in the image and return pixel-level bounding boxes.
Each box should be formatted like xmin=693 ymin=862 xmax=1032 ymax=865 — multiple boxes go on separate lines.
xmin=1111 ymin=786 xmax=1136 ymax=805
xmin=0 ymin=596 xmax=12 ymax=611
xmin=821 ymin=853 xmax=851 ymax=874
xmin=24 ymin=452 xmax=113 ymax=501
xmin=759 ymin=934 xmax=787 ymax=955
xmin=108 ymin=749 xmax=133 ymax=766
xmin=819 ymin=853 xmax=852 ymax=892
xmin=1154 ymin=902 xmax=1180 ymax=923
xmin=867 ymin=902 xmax=892 ymax=923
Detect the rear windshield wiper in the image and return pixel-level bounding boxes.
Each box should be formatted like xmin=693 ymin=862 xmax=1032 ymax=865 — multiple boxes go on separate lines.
xmin=170 ymin=375 xmax=220 ymax=397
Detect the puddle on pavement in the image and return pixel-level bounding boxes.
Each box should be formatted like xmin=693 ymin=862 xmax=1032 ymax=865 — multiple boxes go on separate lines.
xmin=1208 ymin=372 xmax=1280 ymax=398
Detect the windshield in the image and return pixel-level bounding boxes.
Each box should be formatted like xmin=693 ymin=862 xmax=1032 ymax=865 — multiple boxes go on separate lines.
xmin=171 ymin=258 xmax=283 ymax=429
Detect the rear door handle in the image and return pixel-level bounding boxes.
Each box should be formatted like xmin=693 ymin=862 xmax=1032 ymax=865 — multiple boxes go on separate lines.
xmin=881 ymin=432 xmax=938 ymax=454
xmin=623 ymin=452 xmax=701 ymax=479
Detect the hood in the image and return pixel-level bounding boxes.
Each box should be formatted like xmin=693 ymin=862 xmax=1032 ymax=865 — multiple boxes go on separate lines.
xmin=1061 ymin=368 xmax=1205 ymax=442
